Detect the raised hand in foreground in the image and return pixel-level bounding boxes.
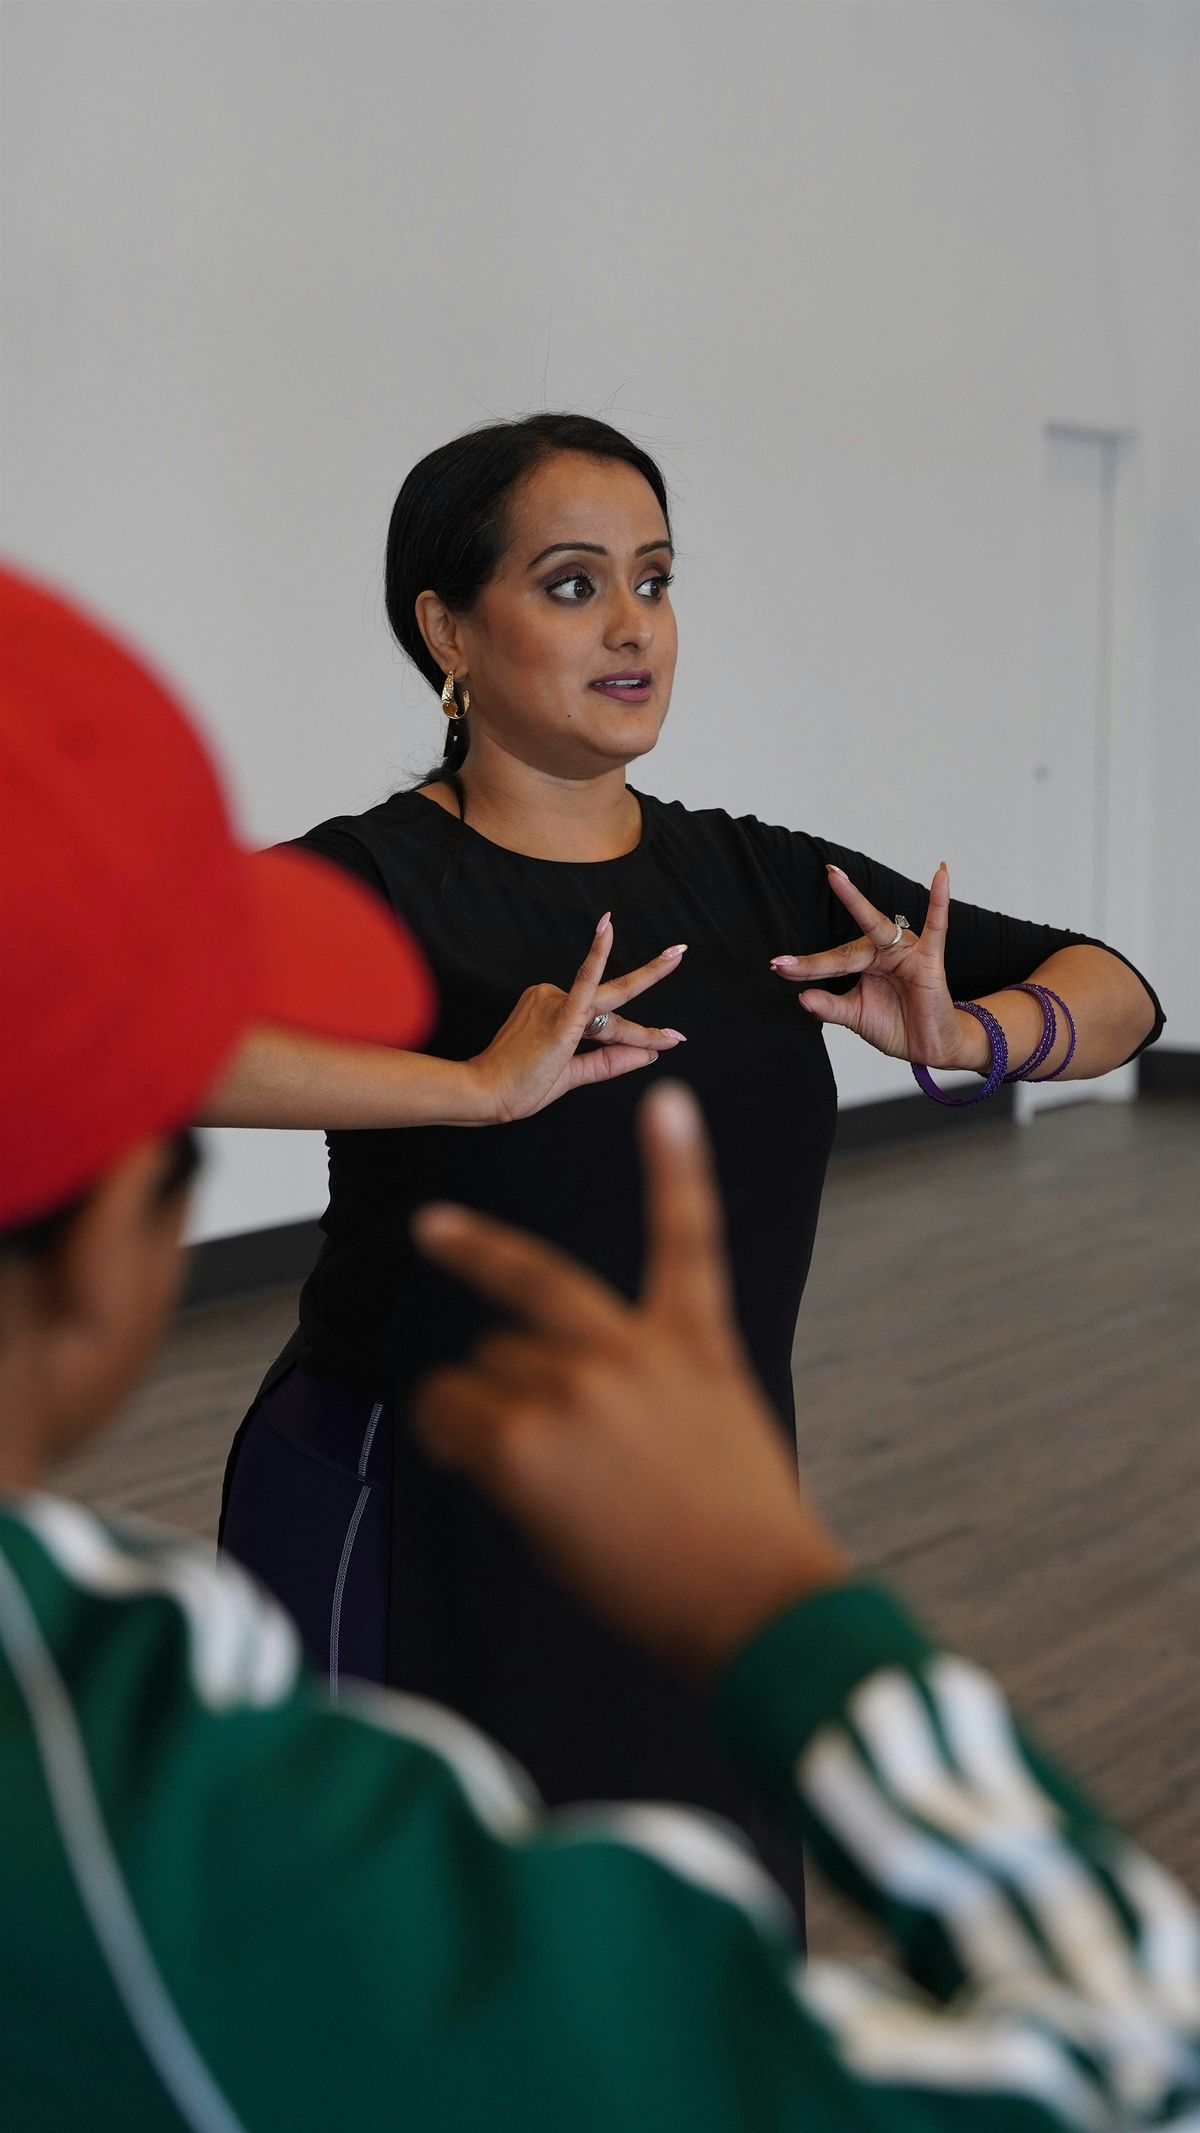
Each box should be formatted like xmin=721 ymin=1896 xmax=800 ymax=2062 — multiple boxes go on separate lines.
xmin=411 ymin=1081 xmax=849 ymax=1677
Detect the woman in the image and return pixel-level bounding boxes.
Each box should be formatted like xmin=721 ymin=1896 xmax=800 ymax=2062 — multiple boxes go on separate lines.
xmin=214 ymin=413 xmax=1161 ymax=1909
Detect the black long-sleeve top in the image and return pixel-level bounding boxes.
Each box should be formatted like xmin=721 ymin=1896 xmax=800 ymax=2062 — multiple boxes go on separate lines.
xmin=279 ymin=787 xmax=1160 ymax=1888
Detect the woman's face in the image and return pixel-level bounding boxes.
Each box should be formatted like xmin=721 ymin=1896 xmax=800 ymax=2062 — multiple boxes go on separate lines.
xmin=444 ymin=451 xmax=677 ymax=776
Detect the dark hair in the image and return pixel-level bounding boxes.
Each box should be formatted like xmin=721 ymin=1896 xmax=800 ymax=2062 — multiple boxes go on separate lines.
xmin=0 ymin=1128 xmax=201 ymax=1266
xmin=385 ymin=413 xmax=672 ymax=787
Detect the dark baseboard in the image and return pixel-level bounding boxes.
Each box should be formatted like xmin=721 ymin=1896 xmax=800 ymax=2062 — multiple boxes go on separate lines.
xmin=184 ymin=1218 xmax=322 ymax=1311
xmin=184 ymin=1086 xmax=1021 ymax=1310
xmin=194 ymin=1060 xmax=1199 ymax=1306
xmin=1139 ymin=1047 xmax=1200 ymax=1098
xmin=832 ymin=1083 xmax=1015 ymax=1154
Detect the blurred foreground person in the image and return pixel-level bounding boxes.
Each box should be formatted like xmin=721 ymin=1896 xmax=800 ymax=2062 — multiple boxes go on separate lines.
xmin=1 ymin=562 xmax=1197 ymax=2129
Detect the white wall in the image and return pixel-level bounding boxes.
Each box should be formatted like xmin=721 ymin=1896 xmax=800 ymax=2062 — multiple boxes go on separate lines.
xmin=2 ymin=0 xmax=1195 ymax=1242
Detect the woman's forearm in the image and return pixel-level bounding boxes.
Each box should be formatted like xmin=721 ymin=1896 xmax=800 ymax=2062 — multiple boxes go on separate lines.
xmin=957 ymin=945 xmax=1157 ymax=1081
xmin=200 ymin=1028 xmax=491 ymax=1129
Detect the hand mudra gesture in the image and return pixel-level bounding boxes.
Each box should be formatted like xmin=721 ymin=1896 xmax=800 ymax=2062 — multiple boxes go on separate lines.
xmin=474 ymin=914 xmax=688 ymax=1125
xmin=770 ymin=862 xmax=978 ymax=1071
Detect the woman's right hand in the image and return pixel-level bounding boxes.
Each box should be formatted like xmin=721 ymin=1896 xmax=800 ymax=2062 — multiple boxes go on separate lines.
xmin=467 ymin=914 xmax=687 ymax=1125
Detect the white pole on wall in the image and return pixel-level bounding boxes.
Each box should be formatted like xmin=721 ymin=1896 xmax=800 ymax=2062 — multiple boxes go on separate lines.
xmin=1016 ymin=422 xmax=1142 ymax=1123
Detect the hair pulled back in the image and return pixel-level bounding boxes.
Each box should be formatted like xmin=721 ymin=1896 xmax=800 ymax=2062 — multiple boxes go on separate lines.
xmin=385 ymin=413 xmax=671 ymax=780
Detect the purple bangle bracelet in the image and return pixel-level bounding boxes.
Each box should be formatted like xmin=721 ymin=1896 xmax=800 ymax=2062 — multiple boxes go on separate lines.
xmin=1032 ymin=984 xmax=1077 ymax=1078
xmin=1003 ymin=983 xmax=1057 ymax=1081
xmin=911 ymin=1000 xmax=1009 ymax=1107
xmin=1002 ymin=982 xmax=1077 ymax=1081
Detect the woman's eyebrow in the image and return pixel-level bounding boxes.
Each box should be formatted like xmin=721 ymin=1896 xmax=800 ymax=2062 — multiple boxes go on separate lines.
xmin=526 ymin=538 xmax=675 ymax=571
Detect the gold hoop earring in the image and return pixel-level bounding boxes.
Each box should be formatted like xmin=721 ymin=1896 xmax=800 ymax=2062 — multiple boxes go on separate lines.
xmin=441 ymin=669 xmax=469 ymax=722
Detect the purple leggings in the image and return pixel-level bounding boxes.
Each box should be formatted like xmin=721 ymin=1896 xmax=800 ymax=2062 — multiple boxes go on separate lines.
xmin=221 ymin=1365 xmax=392 ymax=1696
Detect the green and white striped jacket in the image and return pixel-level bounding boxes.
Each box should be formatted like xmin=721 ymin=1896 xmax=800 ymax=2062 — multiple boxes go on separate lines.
xmin=1 ymin=1494 xmax=1197 ymax=2130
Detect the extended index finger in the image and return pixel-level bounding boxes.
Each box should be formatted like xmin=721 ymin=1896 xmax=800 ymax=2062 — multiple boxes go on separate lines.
xmin=595 ymin=943 xmax=687 ymax=1010
xmin=562 ymin=913 xmax=615 ymax=1022
xmin=824 ymin=864 xmax=905 ymax=951
xmin=411 ymin=1201 xmax=630 ymax=1348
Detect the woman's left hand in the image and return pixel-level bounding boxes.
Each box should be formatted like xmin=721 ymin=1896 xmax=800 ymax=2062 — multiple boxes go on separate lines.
xmin=770 ymin=862 xmax=985 ymax=1070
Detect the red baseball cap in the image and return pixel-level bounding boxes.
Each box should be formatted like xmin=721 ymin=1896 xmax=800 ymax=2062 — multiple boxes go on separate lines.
xmin=1 ymin=563 xmax=437 ymax=1228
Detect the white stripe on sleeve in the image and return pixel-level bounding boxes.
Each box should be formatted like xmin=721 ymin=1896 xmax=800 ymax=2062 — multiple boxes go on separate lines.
xmin=337 ymin=1681 xmax=539 ymax=1838
xmin=801 ymin=1723 xmax=1041 ymax=1981
xmin=850 ymin=1663 xmax=1140 ymax=2007
xmin=800 ymin=1961 xmax=1109 ymax=2132
xmin=21 ymin=1496 xmax=299 ymax=1709
xmin=0 ymin=1546 xmax=249 ymax=2133
xmin=1107 ymin=1844 xmax=1200 ymax=2026
xmin=550 ymin=1801 xmax=794 ymax=1938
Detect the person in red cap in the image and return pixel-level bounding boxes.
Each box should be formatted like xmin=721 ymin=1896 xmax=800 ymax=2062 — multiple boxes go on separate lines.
xmin=1 ymin=562 xmax=1197 ymax=2131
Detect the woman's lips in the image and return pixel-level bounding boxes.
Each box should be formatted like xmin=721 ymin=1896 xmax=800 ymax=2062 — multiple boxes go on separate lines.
xmin=589 ymin=674 xmax=653 ymax=705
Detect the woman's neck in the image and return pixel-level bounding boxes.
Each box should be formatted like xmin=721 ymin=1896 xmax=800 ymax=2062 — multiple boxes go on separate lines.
xmin=425 ymin=745 xmax=643 ymax=862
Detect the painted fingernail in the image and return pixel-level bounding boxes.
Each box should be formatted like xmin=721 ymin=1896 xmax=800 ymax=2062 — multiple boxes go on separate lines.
xmin=770 ymin=957 xmax=796 ymax=970
xmin=596 ymin=911 xmax=611 ymax=933
xmin=661 ymin=943 xmax=687 ymax=958
xmin=661 ymin=1029 xmax=687 ymax=1043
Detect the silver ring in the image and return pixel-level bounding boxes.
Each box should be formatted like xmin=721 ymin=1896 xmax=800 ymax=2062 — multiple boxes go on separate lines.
xmin=587 ymin=1011 xmax=611 ymax=1037
xmin=884 ymin=914 xmax=910 ymax=951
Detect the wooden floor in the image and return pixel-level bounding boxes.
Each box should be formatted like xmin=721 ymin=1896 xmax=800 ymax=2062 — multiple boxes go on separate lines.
xmin=56 ymin=1096 xmax=1199 ymax=1955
